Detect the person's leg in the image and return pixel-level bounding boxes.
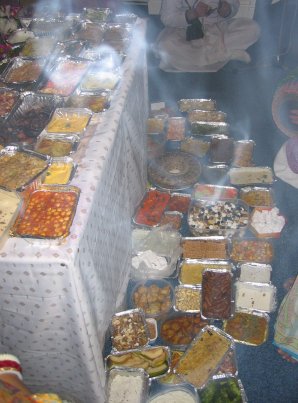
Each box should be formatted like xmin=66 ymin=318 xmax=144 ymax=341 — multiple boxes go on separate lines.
xmin=223 ymin=17 xmax=261 ymax=51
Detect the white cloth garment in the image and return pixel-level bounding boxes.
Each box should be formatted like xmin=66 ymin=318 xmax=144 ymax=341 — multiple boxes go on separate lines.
xmin=156 ymin=0 xmax=260 ymax=72
xmin=274 ymin=142 xmax=298 ymax=189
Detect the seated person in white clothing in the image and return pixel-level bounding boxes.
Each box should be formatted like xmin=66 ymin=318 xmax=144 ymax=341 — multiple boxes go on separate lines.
xmin=155 ymin=0 xmax=260 ymax=72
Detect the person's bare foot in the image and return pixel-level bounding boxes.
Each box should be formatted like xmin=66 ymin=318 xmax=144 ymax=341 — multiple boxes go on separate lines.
xmin=277 ymin=348 xmax=298 ymax=364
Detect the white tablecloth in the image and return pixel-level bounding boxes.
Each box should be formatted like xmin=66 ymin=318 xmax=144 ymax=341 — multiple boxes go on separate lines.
xmin=0 ymin=19 xmax=148 ymax=403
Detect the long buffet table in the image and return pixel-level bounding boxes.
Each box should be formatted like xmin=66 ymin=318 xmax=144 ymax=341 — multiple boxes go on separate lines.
xmin=0 ymin=18 xmax=148 ymax=403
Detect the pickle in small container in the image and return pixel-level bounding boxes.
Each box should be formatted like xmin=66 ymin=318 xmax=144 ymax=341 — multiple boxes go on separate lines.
xmin=110 ymin=308 xmax=150 ymax=352
xmin=174 ymin=325 xmax=234 ymax=389
xmin=201 ymin=269 xmax=234 ymax=320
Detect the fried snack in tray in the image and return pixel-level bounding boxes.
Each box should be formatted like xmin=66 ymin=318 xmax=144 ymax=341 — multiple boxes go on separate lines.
xmin=12 ymin=185 xmax=80 ymax=239
xmin=230 ymin=238 xmax=274 ymax=263
xmin=160 ymin=313 xmax=208 ymax=347
xmin=106 ymin=346 xmax=170 ymax=379
xmin=0 ymin=88 xmax=19 ymax=118
xmin=232 ymin=140 xmax=255 ymax=167
xmin=0 ymin=147 xmax=49 ymax=191
xmin=110 ymin=309 xmax=149 ymax=352
xmin=179 ymin=259 xmax=233 ymax=286
xmin=223 ymin=311 xmax=269 ymax=346
xmin=182 ymin=237 xmax=229 ymax=260
xmin=239 ymin=187 xmax=274 ymax=208
xmin=201 ymin=270 xmax=233 ymax=320
xmin=174 ymin=325 xmax=233 ymax=389
xmin=131 ymin=280 xmax=173 ymax=317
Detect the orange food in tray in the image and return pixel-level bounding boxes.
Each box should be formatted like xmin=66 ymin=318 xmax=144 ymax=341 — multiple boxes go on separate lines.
xmin=14 ymin=188 xmax=79 ymax=238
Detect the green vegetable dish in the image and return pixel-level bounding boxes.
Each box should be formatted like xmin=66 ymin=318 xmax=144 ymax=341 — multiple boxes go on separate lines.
xmin=200 ymin=377 xmax=244 ymax=403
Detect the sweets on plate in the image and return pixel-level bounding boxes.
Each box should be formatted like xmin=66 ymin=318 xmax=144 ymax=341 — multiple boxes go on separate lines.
xmin=249 ymin=207 xmax=286 ymax=238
